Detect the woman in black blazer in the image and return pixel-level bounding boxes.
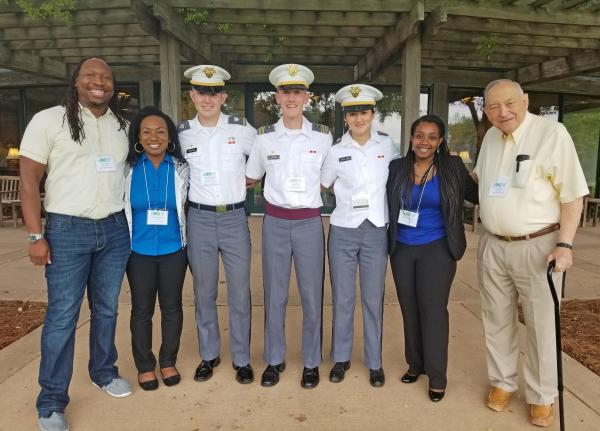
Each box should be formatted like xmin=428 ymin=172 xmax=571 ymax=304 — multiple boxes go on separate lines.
xmin=386 ymin=114 xmax=478 ymax=402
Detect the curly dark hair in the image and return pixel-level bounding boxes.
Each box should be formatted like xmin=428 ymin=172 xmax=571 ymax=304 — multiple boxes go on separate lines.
xmin=397 ymin=114 xmax=461 ymax=211
xmin=127 ymin=106 xmax=184 ymax=166
xmin=62 ymin=57 xmax=127 ymax=143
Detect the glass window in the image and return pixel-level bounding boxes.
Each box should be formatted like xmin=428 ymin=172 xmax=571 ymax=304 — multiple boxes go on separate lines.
xmin=116 ymin=84 xmax=140 ymax=122
xmin=24 ymin=86 xmax=65 ymax=125
xmin=563 ymin=94 xmax=600 ymax=195
xmin=447 ymin=88 xmax=486 ymax=169
xmin=0 ymin=89 xmax=20 ymax=173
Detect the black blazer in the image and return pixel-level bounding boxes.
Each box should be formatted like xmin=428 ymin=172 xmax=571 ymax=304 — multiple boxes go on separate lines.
xmin=386 ymin=155 xmax=478 ymax=260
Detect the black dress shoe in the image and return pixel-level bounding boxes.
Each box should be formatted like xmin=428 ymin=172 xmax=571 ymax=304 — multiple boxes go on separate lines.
xmin=261 ymin=362 xmax=286 ymax=387
xmin=194 ymin=357 xmax=221 ymax=382
xmin=429 ymin=389 xmax=446 ymax=402
xmin=329 ymin=361 xmax=350 ymax=383
xmin=233 ymin=363 xmax=254 ymax=384
xmin=369 ymin=368 xmax=385 ymax=387
xmin=301 ymin=367 xmax=320 ymax=389
xmin=400 ymin=371 xmax=422 ymax=384
xmin=139 ymin=378 xmax=159 ymax=391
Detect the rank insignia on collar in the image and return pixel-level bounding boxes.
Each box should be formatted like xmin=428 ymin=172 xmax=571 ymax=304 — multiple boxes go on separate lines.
xmin=203 ymin=67 xmax=215 ymax=78
xmin=378 ymin=154 xmax=385 ymax=159
xmin=350 ymin=86 xmax=361 ymax=98
xmin=308 ymin=149 xmax=317 ymax=154
xmin=227 ymin=137 xmax=236 ymax=144
xmin=288 ymin=65 xmax=299 ymax=76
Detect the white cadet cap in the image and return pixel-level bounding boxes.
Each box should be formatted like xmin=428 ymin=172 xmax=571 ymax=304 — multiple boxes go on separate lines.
xmin=335 ymin=84 xmax=383 ymax=111
xmin=269 ymin=64 xmax=314 ymax=90
xmin=184 ymin=65 xmax=231 ymax=92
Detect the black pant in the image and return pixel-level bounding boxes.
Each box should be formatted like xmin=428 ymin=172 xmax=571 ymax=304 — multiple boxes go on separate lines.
xmin=126 ymin=249 xmax=187 ymax=373
xmin=390 ymin=238 xmax=456 ymax=389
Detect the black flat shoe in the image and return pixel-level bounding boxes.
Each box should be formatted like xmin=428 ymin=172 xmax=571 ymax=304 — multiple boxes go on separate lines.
xmin=194 ymin=357 xmax=221 ymax=382
xmin=233 ymin=363 xmax=254 ymax=384
xmin=261 ymin=362 xmax=286 ymax=387
xmin=369 ymin=368 xmax=385 ymax=387
xmin=400 ymin=372 xmax=422 ymax=384
xmin=301 ymin=367 xmax=320 ymax=389
xmin=329 ymin=361 xmax=350 ymax=383
xmin=138 ymin=376 xmax=159 ymax=391
xmin=429 ymin=389 xmax=446 ymax=402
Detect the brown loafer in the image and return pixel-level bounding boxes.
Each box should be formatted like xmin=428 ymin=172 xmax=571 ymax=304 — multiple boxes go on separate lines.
xmin=487 ymin=386 xmax=512 ymax=412
xmin=529 ymin=404 xmax=554 ymax=427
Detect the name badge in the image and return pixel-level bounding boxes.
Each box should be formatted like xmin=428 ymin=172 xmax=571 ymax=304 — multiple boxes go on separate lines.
xmin=286 ymin=176 xmax=306 ymax=192
xmin=96 ymin=155 xmax=116 ymax=172
xmin=200 ymin=170 xmax=220 ymax=186
xmin=147 ymin=209 xmax=168 ymax=225
xmin=338 ymin=156 xmax=352 ymax=163
xmin=267 ymin=154 xmax=281 ymax=160
xmin=488 ymin=176 xmax=509 ymax=197
xmin=352 ymin=194 xmax=369 ymax=210
xmin=398 ymin=209 xmax=419 ymax=227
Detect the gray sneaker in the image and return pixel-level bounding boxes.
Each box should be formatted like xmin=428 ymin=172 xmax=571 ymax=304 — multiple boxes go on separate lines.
xmin=93 ymin=376 xmax=132 ymax=398
xmin=39 ymin=412 xmax=69 ymax=431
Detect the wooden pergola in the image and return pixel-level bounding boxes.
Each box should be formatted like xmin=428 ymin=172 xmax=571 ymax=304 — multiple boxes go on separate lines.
xmin=1 ymin=0 xmax=599 ymax=148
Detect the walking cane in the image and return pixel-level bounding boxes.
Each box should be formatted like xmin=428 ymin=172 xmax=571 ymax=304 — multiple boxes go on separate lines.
xmin=547 ymin=260 xmax=566 ymax=431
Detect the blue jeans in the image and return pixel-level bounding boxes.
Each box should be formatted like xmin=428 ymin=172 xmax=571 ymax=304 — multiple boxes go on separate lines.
xmin=37 ymin=211 xmax=130 ymax=417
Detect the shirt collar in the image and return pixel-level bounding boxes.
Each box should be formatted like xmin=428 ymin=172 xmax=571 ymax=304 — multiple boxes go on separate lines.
xmin=509 ymin=111 xmax=531 ymax=145
xmin=137 ymin=152 xmax=173 ymax=166
xmin=78 ymin=103 xmax=116 ymax=120
xmin=275 ymin=116 xmax=312 ymax=138
xmin=343 ymin=129 xmax=380 ymax=149
xmin=192 ymin=113 xmax=226 ymax=131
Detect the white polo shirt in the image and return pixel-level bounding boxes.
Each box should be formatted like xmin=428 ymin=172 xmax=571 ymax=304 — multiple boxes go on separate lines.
xmin=246 ymin=116 xmax=332 ymax=209
xmin=474 ymin=112 xmax=588 ymax=236
xmin=321 ymin=130 xmax=400 ymax=228
xmin=179 ymin=113 xmax=256 ymax=205
xmin=19 ymin=105 xmax=128 ymax=219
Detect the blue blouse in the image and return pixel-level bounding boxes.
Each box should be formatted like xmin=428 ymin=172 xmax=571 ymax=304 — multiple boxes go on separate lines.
xmin=130 ymin=153 xmax=181 ymax=256
xmin=396 ymin=175 xmax=446 ymax=245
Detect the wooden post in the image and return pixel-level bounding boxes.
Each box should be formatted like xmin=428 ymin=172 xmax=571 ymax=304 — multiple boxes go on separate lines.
xmin=401 ymin=31 xmax=421 ymax=154
xmin=139 ymin=79 xmax=155 ymax=109
xmin=159 ymin=32 xmax=181 ymax=123
xmin=432 ymin=66 xmax=449 ymax=125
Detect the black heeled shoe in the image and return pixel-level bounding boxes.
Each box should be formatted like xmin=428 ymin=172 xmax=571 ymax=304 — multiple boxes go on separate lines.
xmin=400 ymin=371 xmax=422 ymax=384
xmin=429 ymin=389 xmax=446 ymax=402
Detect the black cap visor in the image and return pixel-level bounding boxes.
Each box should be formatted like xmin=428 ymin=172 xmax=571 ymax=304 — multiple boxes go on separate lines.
xmin=191 ymin=84 xmax=225 ymax=94
xmin=342 ymin=104 xmax=375 ymax=113
xmin=277 ymin=84 xmax=309 ymax=91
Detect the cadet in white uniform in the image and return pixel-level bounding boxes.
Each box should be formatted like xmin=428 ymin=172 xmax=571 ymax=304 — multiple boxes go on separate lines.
xmin=321 ymin=84 xmax=399 ymax=387
xmin=178 ymin=65 xmax=257 ymax=385
xmin=246 ymin=64 xmax=332 ymax=389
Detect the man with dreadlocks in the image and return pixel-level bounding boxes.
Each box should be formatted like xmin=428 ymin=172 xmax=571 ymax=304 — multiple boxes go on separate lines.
xmin=20 ymin=58 xmax=131 ymax=431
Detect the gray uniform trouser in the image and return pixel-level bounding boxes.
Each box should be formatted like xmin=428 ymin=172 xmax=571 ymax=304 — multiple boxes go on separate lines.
xmin=262 ymin=214 xmax=324 ymax=369
xmin=187 ymin=207 xmax=251 ymax=367
xmin=328 ymin=221 xmax=387 ymax=370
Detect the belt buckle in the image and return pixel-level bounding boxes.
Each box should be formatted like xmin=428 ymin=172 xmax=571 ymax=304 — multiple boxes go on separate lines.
xmin=502 ymin=235 xmax=512 ymax=242
xmin=216 ymin=204 xmax=227 ymax=213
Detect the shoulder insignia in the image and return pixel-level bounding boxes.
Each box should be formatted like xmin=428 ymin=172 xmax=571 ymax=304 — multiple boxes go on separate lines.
xmin=377 ymin=131 xmax=389 ymax=136
xmin=257 ymin=125 xmax=275 ymax=135
xmin=228 ymin=116 xmax=247 ymax=126
xmin=333 ymin=136 xmax=342 ymax=145
xmin=177 ymin=120 xmax=190 ymax=133
xmin=312 ymin=123 xmax=330 ymax=134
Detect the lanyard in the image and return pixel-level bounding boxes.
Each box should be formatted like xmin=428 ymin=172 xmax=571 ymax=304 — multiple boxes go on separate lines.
xmin=142 ymin=160 xmax=169 ymax=211
xmin=401 ymin=163 xmax=434 ymax=214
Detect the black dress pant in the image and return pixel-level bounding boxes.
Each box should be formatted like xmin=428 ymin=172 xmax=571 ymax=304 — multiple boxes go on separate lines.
xmin=126 ymin=249 xmax=187 ymax=373
xmin=390 ymin=238 xmax=456 ymax=389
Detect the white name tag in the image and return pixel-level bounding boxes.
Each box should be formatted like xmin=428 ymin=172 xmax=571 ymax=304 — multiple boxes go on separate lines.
xmin=96 ymin=155 xmax=116 ymax=172
xmin=147 ymin=209 xmax=168 ymax=225
xmin=488 ymin=176 xmax=509 ymax=197
xmin=398 ymin=209 xmax=419 ymax=227
xmin=286 ymin=176 xmax=306 ymax=192
xmin=352 ymin=194 xmax=369 ymax=210
xmin=200 ymin=170 xmax=220 ymax=186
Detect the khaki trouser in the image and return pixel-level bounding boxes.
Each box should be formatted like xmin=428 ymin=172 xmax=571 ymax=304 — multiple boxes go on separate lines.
xmin=478 ymin=229 xmax=562 ymax=405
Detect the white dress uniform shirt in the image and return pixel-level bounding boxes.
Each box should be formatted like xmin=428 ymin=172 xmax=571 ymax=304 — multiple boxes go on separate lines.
xmin=19 ymin=105 xmax=128 ymax=219
xmin=321 ymin=130 xmax=400 ymax=228
xmin=474 ymin=112 xmax=588 ymax=237
xmin=179 ymin=113 xmax=256 ymax=205
xmin=246 ymin=116 xmax=333 ymax=209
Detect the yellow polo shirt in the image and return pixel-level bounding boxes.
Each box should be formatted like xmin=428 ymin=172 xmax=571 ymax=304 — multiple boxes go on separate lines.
xmin=19 ymin=105 xmax=129 ymax=219
xmin=474 ymin=112 xmax=588 ymax=237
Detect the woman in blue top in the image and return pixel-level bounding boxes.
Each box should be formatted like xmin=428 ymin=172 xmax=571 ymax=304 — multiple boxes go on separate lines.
xmin=124 ymin=106 xmax=190 ymax=390
xmin=387 ymin=115 xmax=478 ymax=402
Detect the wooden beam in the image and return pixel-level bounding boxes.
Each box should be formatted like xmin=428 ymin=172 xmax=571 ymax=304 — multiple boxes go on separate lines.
xmin=0 ymin=0 xmax=130 ymax=13
xmin=514 ymin=51 xmax=600 ymax=83
xmin=160 ymin=32 xmax=181 ymax=123
xmin=422 ymin=49 xmax=548 ymax=64
xmin=431 ymin=66 xmax=449 ymax=123
xmin=6 ymin=36 xmax=158 ymax=50
xmin=0 ymin=42 xmax=66 ymax=79
xmin=423 ymin=39 xmax=572 ymax=58
xmin=0 ymin=8 xmax=135 ymax=28
xmin=355 ymin=1 xmax=424 ymax=81
xmin=195 ymin=23 xmax=386 ymax=39
xmin=422 ymin=58 xmax=522 ymax=69
xmin=422 ymin=4 xmax=447 ymax=38
xmin=2 ymin=24 xmax=148 ymax=40
xmin=213 ymin=45 xmax=366 ymax=57
xmin=61 ymin=54 xmax=160 ymax=64
xmin=37 ymin=46 xmax=159 ymax=58
xmin=139 ymin=78 xmax=155 ymax=108
xmin=166 ymin=0 xmax=419 ymax=12
xmin=210 ymin=35 xmax=375 ymax=48
xmin=561 ymin=0 xmax=590 ymax=8
xmin=230 ymin=64 xmax=355 ymax=83
xmin=401 ymin=31 xmax=422 ymax=153
xmin=223 ymin=53 xmax=360 ymax=66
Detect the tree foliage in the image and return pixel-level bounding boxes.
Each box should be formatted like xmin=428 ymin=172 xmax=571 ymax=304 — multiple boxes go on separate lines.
xmin=1 ymin=0 xmax=76 ymax=24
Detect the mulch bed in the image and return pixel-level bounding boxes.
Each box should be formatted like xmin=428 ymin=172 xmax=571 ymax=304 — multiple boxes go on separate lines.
xmin=518 ymin=299 xmax=600 ymax=376
xmin=0 ymin=300 xmax=46 ymax=350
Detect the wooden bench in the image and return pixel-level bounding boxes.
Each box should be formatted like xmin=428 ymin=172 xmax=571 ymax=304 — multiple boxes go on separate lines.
xmin=582 ymin=195 xmax=600 ymax=227
xmin=0 ymin=175 xmax=21 ymax=227
xmin=463 ymin=201 xmax=480 ymax=232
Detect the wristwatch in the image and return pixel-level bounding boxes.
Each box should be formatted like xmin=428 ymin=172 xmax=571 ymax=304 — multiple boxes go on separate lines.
xmin=556 ymin=242 xmax=573 ymax=250
xmin=26 ymin=233 xmax=44 ymax=243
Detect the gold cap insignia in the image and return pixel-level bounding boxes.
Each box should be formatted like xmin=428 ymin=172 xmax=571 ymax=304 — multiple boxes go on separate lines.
xmin=288 ymin=65 xmax=299 ymax=76
xmin=203 ymin=67 xmax=216 ymax=78
xmin=350 ymin=86 xmax=361 ymax=98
